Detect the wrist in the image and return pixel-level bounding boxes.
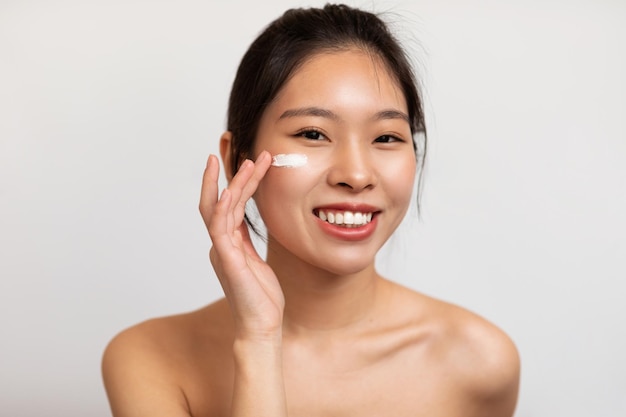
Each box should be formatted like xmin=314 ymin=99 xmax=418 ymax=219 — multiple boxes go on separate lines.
xmin=233 ymin=336 xmax=283 ymax=381
xmin=231 ymin=336 xmax=288 ymax=417
xmin=233 ymin=332 xmax=282 ymax=354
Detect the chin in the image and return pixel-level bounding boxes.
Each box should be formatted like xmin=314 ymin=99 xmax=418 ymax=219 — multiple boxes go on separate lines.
xmin=307 ymin=252 xmax=377 ymax=277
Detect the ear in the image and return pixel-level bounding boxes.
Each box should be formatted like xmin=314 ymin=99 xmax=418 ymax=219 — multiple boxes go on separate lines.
xmin=219 ymin=131 xmax=234 ymax=182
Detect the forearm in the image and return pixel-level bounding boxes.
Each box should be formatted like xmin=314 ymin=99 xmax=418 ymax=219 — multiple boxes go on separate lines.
xmin=231 ymin=338 xmax=287 ymax=417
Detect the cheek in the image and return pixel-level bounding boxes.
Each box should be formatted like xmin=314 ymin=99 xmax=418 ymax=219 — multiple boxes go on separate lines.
xmin=253 ymin=167 xmax=314 ymax=217
xmin=384 ymin=155 xmax=417 ymax=202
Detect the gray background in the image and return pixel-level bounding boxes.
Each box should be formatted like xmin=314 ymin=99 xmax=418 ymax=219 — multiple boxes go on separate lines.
xmin=1 ymin=0 xmax=625 ymax=415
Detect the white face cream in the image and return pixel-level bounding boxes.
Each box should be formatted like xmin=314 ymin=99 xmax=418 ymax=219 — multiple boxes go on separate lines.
xmin=271 ymin=153 xmax=308 ymax=168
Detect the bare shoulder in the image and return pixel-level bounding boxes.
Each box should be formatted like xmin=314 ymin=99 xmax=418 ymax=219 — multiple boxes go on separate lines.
xmin=388 ymin=283 xmax=520 ymax=415
xmin=441 ymin=299 xmax=520 ymax=396
xmin=102 ymin=299 xmax=233 ymax=417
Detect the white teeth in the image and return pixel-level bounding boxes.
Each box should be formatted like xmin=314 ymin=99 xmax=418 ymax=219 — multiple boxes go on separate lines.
xmin=316 ymin=210 xmax=374 ymax=227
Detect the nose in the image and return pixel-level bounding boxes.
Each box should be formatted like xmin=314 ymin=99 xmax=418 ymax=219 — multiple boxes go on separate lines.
xmin=327 ymin=141 xmax=377 ymax=192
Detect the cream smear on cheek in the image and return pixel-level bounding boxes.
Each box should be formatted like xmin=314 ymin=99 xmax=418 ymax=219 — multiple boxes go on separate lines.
xmin=270 ymin=153 xmax=308 ymax=168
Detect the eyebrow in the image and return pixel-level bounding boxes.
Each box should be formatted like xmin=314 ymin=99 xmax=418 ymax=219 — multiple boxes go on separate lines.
xmin=277 ymin=106 xmax=410 ymax=124
xmin=373 ymin=109 xmax=410 ymax=124
xmin=278 ymin=107 xmax=340 ymax=121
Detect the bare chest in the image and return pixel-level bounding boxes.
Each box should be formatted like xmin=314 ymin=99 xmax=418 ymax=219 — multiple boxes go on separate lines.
xmin=183 ymin=346 xmax=467 ymax=417
xmin=281 ymin=353 xmax=466 ymax=417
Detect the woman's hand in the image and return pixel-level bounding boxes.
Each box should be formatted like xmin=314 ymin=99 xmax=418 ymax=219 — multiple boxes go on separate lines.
xmin=199 ymin=151 xmax=285 ymax=343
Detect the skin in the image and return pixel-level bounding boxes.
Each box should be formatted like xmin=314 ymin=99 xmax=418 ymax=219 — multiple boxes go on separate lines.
xmin=102 ymin=50 xmax=520 ymax=417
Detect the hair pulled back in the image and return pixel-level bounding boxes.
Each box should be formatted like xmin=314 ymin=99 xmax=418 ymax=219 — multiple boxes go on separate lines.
xmin=226 ymin=3 xmax=427 ymax=180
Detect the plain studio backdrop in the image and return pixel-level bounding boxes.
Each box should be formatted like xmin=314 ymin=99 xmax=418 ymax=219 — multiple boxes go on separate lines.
xmin=1 ymin=0 xmax=624 ymax=415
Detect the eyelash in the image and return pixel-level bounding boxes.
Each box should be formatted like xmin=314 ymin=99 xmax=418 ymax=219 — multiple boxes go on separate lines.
xmin=374 ymin=134 xmax=404 ymax=144
xmin=296 ymin=128 xmax=326 ymax=141
xmin=295 ymin=129 xmax=405 ymax=144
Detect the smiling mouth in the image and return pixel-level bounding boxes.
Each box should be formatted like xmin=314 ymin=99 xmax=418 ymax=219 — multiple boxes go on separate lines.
xmin=314 ymin=209 xmax=375 ymax=228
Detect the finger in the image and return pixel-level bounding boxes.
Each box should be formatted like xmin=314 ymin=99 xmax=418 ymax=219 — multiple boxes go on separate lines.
xmin=208 ymin=187 xmax=242 ymax=255
xmin=208 ymin=152 xmax=270 ymax=250
xmin=238 ymin=220 xmax=263 ymax=262
xmin=209 ymin=189 xmax=261 ymax=293
xmin=225 ymin=158 xmax=255 ymax=215
xmin=199 ymin=154 xmax=220 ymax=229
xmin=232 ymin=151 xmax=272 ymax=226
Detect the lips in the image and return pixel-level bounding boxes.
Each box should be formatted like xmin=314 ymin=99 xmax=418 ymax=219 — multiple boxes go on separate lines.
xmin=313 ymin=204 xmax=380 ymax=239
xmin=315 ymin=209 xmax=374 ymax=227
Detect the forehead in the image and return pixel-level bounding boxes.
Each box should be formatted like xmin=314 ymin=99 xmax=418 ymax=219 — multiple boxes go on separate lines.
xmin=268 ymin=50 xmax=408 ymax=117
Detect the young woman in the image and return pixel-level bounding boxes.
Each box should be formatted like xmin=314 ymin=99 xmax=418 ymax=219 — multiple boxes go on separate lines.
xmin=102 ymin=4 xmax=520 ymax=417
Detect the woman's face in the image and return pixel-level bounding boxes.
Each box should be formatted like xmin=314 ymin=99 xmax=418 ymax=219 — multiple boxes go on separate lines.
xmin=252 ymin=50 xmax=416 ymax=275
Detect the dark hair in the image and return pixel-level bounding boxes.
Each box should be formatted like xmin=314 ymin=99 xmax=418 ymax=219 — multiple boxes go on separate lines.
xmin=226 ymin=3 xmax=427 ymax=226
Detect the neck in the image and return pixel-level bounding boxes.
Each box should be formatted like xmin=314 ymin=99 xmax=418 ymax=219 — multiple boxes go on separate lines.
xmin=266 ymin=242 xmax=387 ymax=338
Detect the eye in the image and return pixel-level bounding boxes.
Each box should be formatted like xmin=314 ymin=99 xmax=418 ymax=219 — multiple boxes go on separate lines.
xmin=296 ymin=129 xmax=327 ymax=141
xmin=374 ymin=134 xmax=403 ymax=143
